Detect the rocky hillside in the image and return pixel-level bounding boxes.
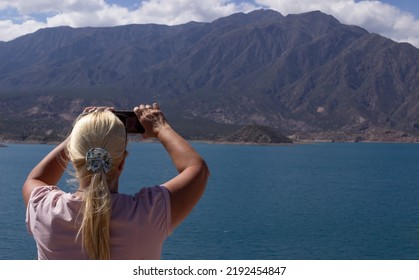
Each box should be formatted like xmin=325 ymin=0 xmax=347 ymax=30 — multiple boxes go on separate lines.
xmin=0 ymin=9 xmax=418 ymax=142
xmin=221 ymin=125 xmax=293 ymax=144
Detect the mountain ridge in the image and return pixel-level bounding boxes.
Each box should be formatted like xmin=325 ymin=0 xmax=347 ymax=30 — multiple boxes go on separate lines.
xmin=0 ymin=9 xmax=418 ymax=142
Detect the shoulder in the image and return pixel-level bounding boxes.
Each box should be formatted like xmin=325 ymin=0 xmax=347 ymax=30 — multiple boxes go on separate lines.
xmin=114 ymin=185 xmax=170 ymax=208
xmin=112 ymin=186 xmax=172 ymax=232
xmin=135 ymin=185 xmax=170 ymax=203
xmin=28 ymin=185 xmax=64 ymax=207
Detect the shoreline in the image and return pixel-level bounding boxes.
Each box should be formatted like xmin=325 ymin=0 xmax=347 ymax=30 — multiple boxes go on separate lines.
xmin=2 ymin=138 xmax=418 ymax=147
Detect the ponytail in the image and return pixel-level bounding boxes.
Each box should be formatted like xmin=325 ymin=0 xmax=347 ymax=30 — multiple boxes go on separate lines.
xmin=77 ymin=172 xmax=112 ymax=259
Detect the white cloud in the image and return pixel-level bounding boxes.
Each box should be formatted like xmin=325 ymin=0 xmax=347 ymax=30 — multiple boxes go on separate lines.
xmin=0 ymin=0 xmax=258 ymax=41
xmin=135 ymin=0 xmax=242 ymax=24
xmin=2 ymin=0 xmax=107 ymax=14
xmin=123 ymin=0 xmax=258 ymax=26
xmin=0 ymin=0 xmax=112 ymax=40
xmin=45 ymin=4 xmax=130 ymax=27
xmin=256 ymin=0 xmax=419 ymax=47
xmin=0 ymin=19 xmax=45 ymax=41
xmin=0 ymin=0 xmax=418 ymax=48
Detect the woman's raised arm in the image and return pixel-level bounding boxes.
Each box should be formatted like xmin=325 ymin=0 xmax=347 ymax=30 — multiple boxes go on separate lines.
xmin=134 ymin=103 xmax=210 ymax=228
xmin=22 ymin=138 xmax=69 ymax=207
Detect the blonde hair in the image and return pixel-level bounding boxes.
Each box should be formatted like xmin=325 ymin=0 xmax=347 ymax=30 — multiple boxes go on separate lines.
xmin=67 ymin=110 xmax=127 ymax=259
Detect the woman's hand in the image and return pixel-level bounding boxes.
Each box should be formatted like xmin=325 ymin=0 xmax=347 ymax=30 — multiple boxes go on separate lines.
xmin=80 ymin=106 xmax=115 ymax=115
xmin=134 ymin=103 xmax=170 ymax=139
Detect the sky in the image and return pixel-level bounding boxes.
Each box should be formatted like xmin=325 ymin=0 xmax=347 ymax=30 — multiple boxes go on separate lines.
xmin=0 ymin=0 xmax=418 ymax=48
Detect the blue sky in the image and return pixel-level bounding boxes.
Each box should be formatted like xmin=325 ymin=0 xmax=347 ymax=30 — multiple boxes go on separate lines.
xmin=378 ymin=0 xmax=419 ymax=18
xmin=0 ymin=0 xmax=418 ymax=48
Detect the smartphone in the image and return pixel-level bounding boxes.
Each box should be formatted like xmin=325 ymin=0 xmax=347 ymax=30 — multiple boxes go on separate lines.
xmin=114 ymin=111 xmax=145 ymax=134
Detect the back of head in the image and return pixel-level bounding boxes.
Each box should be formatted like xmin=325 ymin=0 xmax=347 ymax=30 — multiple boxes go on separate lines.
xmin=68 ymin=110 xmax=127 ymax=180
xmin=67 ymin=110 xmax=127 ymax=259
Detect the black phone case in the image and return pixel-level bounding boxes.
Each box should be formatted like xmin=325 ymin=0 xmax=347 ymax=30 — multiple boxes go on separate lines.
xmin=114 ymin=111 xmax=145 ymax=134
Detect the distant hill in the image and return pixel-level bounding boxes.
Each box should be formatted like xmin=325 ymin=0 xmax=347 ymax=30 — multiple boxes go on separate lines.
xmin=222 ymin=125 xmax=292 ymax=144
xmin=0 ymin=9 xmax=418 ymax=142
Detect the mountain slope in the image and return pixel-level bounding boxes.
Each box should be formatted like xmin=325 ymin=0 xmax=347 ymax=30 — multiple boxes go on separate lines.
xmin=0 ymin=9 xmax=418 ymax=142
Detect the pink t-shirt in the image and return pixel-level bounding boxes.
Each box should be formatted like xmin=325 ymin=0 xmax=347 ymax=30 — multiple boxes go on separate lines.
xmin=26 ymin=185 xmax=172 ymax=260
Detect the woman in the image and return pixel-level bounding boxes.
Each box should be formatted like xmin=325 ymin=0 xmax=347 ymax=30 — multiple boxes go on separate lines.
xmin=22 ymin=103 xmax=209 ymax=259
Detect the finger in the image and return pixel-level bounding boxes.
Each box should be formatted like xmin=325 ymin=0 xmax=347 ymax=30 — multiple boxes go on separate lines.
xmin=134 ymin=104 xmax=147 ymax=117
xmin=152 ymin=103 xmax=160 ymax=110
xmin=95 ymin=106 xmax=113 ymax=112
xmin=87 ymin=107 xmax=97 ymax=113
xmin=79 ymin=107 xmax=94 ymax=117
xmin=145 ymin=104 xmax=152 ymax=109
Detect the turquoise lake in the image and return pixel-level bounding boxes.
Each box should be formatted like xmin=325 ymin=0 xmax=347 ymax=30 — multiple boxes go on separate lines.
xmin=1 ymin=142 xmax=419 ymax=259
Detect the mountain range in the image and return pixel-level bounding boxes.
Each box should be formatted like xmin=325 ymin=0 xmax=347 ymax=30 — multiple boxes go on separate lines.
xmin=0 ymin=9 xmax=418 ymax=142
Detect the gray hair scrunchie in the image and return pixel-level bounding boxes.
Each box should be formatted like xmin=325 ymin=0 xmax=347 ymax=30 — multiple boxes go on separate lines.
xmin=86 ymin=147 xmax=112 ymax=174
